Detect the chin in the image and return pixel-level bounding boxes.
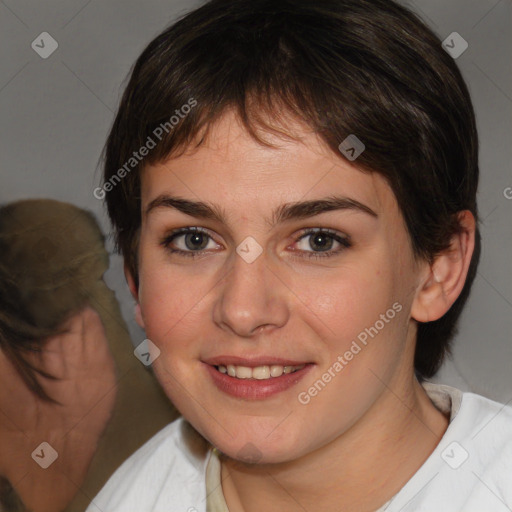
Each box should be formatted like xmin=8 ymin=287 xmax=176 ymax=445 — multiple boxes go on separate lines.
xmin=203 ymin=421 xmax=307 ymax=465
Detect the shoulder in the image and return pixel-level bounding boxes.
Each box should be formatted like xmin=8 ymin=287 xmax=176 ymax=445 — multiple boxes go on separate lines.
xmin=424 ymin=381 xmax=512 ymax=443
xmin=456 ymin=390 xmax=512 ymax=465
xmin=457 ymin=389 xmax=512 ymax=442
xmin=440 ymin=390 xmax=512 ymax=509
xmin=430 ymin=384 xmax=512 ymax=475
xmin=388 ymin=385 xmax=512 ymax=512
xmin=86 ymin=416 xmax=211 ymax=512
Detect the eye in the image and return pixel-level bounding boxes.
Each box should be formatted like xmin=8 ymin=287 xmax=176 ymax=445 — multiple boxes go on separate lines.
xmin=291 ymin=228 xmax=351 ymax=259
xmin=160 ymin=227 xmax=220 ymax=258
xmin=160 ymin=227 xmax=351 ymax=260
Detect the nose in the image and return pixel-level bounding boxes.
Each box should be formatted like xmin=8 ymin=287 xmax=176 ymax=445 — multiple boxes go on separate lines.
xmin=212 ymin=248 xmax=290 ymax=338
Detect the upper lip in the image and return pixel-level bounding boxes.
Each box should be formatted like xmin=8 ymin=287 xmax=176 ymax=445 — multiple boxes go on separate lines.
xmin=202 ymin=355 xmax=311 ymax=367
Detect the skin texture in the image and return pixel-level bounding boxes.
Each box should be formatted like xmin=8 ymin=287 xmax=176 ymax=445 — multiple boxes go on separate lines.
xmin=128 ymin=110 xmax=475 ymax=512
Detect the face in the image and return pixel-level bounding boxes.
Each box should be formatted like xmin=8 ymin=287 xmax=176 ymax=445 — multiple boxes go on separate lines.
xmin=134 ymin=111 xmax=426 ymax=464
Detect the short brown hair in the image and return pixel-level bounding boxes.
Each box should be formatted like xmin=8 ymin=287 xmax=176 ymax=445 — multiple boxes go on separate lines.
xmin=101 ymin=0 xmax=480 ymax=379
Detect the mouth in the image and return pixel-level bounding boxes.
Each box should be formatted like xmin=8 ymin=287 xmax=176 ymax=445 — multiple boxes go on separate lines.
xmin=215 ymin=363 xmax=306 ymax=380
xmin=203 ymin=358 xmax=313 ymax=400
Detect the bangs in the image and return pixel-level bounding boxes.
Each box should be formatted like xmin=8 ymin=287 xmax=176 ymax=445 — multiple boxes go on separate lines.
xmin=102 ymin=0 xmax=480 ymax=378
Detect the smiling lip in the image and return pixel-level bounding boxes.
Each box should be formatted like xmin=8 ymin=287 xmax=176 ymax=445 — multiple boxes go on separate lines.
xmin=203 ymin=355 xmax=309 ymax=367
xmin=202 ymin=357 xmax=313 ymax=400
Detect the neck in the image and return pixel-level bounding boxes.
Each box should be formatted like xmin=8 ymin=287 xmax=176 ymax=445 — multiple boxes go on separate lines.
xmin=221 ymin=376 xmax=449 ymax=512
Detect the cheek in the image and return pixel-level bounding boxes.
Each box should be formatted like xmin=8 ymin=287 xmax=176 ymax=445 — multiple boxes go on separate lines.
xmin=137 ymin=267 xmax=206 ymax=408
xmin=294 ymin=278 xmax=407 ymax=442
xmin=298 ymin=266 xmax=397 ymax=349
xmin=137 ymin=263 xmax=208 ymax=351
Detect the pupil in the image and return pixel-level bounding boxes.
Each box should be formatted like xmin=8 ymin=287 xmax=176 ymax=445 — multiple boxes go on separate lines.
xmin=311 ymin=233 xmax=332 ymax=251
xmin=186 ymin=233 xmax=207 ymax=250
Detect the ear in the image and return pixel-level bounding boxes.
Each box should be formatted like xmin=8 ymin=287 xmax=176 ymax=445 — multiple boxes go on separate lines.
xmin=124 ymin=263 xmax=144 ymax=329
xmin=411 ymin=210 xmax=476 ymax=323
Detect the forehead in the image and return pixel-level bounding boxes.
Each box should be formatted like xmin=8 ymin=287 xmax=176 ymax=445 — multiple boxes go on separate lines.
xmin=140 ymin=110 xmax=399 ymax=222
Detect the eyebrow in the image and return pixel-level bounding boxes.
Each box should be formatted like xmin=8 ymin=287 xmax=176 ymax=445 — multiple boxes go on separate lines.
xmin=145 ymin=194 xmax=378 ymax=227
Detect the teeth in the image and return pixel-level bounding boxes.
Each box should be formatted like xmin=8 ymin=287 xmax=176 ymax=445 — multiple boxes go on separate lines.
xmin=270 ymin=365 xmax=283 ymax=377
xmin=217 ymin=363 xmax=305 ymax=380
xmin=236 ymin=366 xmax=253 ymax=379
xmin=253 ymin=366 xmax=270 ymax=379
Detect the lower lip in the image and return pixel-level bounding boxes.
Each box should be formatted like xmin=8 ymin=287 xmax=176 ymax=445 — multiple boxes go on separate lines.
xmin=204 ymin=363 xmax=313 ymax=400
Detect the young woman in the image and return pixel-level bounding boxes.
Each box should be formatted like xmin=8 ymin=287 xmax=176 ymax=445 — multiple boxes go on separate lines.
xmin=87 ymin=1 xmax=512 ymax=511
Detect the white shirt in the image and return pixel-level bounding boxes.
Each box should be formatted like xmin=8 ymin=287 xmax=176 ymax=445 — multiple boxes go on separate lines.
xmin=86 ymin=382 xmax=512 ymax=512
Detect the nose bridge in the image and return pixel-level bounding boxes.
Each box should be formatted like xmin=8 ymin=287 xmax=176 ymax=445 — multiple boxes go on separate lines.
xmin=213 ymin=246 xmax=288 ymax=336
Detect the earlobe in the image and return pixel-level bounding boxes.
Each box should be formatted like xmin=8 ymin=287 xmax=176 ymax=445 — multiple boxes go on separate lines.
xmin=411 ymin=210 xmax=476 ymax=323
xmin=124 ymin=263 xmax=145 ymax=329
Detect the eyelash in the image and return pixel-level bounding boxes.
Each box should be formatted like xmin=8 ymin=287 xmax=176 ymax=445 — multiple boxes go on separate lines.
xmin=160 ymin=227 xmax=352 ymax=260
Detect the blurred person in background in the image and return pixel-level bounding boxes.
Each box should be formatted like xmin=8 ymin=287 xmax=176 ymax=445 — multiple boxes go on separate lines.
xmin=0 ymin=199 xmax=177 ymax=512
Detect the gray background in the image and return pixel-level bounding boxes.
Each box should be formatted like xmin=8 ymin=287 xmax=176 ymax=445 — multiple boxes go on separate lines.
xmin=1 ymin=0 xmax=511 ymax=402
